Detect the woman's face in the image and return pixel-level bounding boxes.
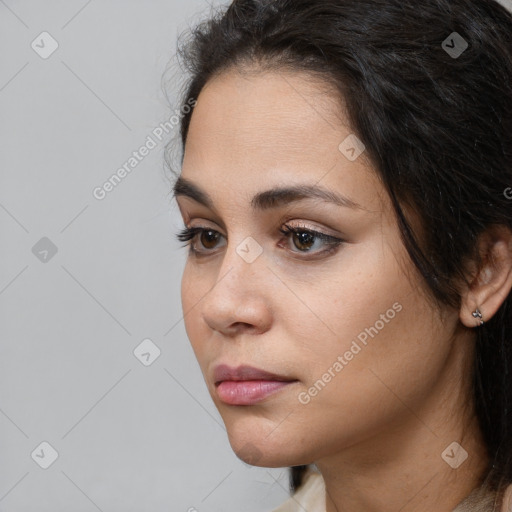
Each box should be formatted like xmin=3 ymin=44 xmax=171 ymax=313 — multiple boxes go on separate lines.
xmin=175 ymin=67 xmax=464 ymax=468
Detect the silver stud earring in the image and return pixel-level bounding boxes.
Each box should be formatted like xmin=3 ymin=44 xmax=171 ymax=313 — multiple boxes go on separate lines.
xmin=472 ymin=308 xmax=484 ymax=326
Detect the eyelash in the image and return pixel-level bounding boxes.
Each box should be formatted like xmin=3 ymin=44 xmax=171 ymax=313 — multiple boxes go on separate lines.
xmin=174 ymin=223 xmax=344 ymax=258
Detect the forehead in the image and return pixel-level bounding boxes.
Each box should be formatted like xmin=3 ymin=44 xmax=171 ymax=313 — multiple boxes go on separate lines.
xmin=186 ymin=66 xmax=344 ymax=156
xmin=181 ymin=66 xmax=385 ymax=214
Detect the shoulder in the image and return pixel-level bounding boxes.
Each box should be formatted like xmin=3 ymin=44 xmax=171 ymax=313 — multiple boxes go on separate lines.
xmin=452 ymin=481 xmax=512 ymax=512
xmin=270 ymin=472 xmax=512 ymax=512
xmin=271 ymin=467 xmax=325 ymax=512
xmin=501 ymin=482 xmax=512 ymax=512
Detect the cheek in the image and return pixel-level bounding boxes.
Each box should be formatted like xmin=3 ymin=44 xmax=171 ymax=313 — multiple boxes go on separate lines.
xmin=287 ymin=239 xmax=409 ymax=355
xmin=292 ymin=240 xmax=447 ymax=411
xmin=181 ymin=263 xmax=210 ymax=356
xmin=181 ymin=259 xmax=214 ymax=311
xmin=180 ymin=262 xmax=196 ymax=311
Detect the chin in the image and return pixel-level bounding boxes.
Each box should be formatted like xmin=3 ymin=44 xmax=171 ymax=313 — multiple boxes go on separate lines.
xmin=233 ymin=445 xmax=305 ymax=468
xmin=228 ymin=432 xmax=313 ymax=468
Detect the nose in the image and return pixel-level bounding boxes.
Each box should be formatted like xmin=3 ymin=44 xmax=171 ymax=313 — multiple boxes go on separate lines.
xmin=200 ymin=240 xmax=273 ymax=337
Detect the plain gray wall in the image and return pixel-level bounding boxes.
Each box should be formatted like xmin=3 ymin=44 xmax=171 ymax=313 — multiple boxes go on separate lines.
xmin=1 ymin=1 xmax=511 ymax=511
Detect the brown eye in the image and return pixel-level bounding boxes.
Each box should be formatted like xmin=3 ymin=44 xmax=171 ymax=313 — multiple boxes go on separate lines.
xmin=279 ymin=224 xmax=344 ymax=256
xmin=176 ymin=224 xmax=344 ymax=259
xmin=175 ymin=226 xmax=226 ymax=254
xmin=199 ymin=229 xmax=221 ymax=250
xmin=292 ymin=231 xmax=315 ymax=251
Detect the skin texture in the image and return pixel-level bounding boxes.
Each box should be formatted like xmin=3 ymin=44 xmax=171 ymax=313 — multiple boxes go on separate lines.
xmin=174 ymin=66 xmax=512 ymax=512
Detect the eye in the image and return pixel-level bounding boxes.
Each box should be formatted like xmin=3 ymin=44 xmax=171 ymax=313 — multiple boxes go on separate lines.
xmin=175 ymin=226 xmax=226 ymax=253
xmin=174 ymin=223 xmax=344 ymax=258
xmin=278 ymin=223 xmax=344 ymax=257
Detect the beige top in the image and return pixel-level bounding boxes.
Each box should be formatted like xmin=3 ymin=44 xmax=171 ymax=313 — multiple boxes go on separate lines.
xmin=272 ymin=467 xmax=512 ymax=512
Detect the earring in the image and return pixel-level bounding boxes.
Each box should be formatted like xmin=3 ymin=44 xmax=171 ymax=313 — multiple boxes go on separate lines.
xmin=472 ymin=308 xmax=484 ymax=326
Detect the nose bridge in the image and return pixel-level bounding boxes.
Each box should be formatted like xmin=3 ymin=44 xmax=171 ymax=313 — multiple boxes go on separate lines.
xmin=216 ymin=233 xmax=266 ymax=295
xmin=201 ymin=233 xmax=270 ymax=333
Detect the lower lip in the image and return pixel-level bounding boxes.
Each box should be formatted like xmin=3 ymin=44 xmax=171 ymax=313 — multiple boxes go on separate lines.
xmin=216 ymin=380 xmax=297 ymax=405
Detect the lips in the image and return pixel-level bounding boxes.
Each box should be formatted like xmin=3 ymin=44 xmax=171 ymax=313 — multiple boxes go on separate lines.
xmin=212 ymin=364 xmax=299 ymax=405
xmin=213 ymin=364 xmax=297 ymax=387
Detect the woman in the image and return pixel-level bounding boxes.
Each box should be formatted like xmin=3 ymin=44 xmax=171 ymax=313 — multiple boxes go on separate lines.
xmin=167 ymin=0 xmax=512 ymax=510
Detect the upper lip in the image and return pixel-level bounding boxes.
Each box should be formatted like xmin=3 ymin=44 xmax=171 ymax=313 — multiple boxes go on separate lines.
xmin=213 ymin=364 xmax=297 ymax=386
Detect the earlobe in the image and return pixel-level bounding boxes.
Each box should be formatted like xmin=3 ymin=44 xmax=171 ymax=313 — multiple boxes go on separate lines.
xmin=459 ymin=226 xmax=512 ymax=329
xmin=470 ymin=308 xmax=484 ymax=326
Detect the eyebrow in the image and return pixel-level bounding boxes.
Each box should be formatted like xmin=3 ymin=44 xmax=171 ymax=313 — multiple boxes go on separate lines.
xmin=172 ymin=176 xmax=364 ymax=211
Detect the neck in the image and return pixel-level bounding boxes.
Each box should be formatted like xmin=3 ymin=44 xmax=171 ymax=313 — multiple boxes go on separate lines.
xmin=315 ymin=336 xmax=489 ymax=512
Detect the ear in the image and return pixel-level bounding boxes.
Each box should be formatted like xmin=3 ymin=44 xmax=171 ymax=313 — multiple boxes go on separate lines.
xmin=459 ymin=225 xmax=512 ymax=328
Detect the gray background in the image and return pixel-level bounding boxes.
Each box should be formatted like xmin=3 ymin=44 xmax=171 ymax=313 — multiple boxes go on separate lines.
xmin=1 ymin=1 xmax=511 ymax=511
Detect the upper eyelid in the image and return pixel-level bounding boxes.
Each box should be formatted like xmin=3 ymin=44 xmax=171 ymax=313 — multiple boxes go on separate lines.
xmin=177 ymin=224 xmax=343 ymax=246
xmin=181 ymin=223 xmax=338 ymax=238
xmin=176 ymin=224 xmax=345 ymax=261
xmin=182 ymin=216 xmax=343 ymax=235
